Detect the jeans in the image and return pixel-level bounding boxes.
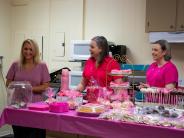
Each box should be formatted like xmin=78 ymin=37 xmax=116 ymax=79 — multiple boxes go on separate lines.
xmin=12 ymin=125 xmax=46 ymax=138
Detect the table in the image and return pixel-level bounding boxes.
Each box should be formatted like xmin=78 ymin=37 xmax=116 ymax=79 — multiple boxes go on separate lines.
xmin=0 ymin=107 xmax=184 ymax=138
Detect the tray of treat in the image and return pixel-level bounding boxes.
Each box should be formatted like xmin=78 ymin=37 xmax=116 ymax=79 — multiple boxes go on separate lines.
xmin=110 ymin=82 xmax=130 ymax=89
xmin=135 ymin=105 xmax=184 ymax=119
xmin=109 ymin=69 xmax=132 ymax=76
xmin=76 ymin=103 xmax=105 ymax=117
xmin=76 ymin=111 xmax=102 ymax=117
xmin=140 ymin=87 xmax=184 ymax=95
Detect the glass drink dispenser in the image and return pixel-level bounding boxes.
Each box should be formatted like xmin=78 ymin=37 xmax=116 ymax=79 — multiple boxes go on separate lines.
xmin=7 ymin=81 xmax=32 ymax=108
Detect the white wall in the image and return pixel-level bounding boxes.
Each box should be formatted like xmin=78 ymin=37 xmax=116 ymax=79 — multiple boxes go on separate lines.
xmin=10 ymin=0 xmax=50 ymax=66
xmin=85 ymin=0 xmax=151 ymax=64
xmin=1 ymin=0 xmax=184 ymax=78
xmin=49 ymin=0 xmax=83 ymax=72
xmin=84 ymin=0 xmax=184 ymax=78
xmin=171 ymin=43 xmax=184 ymax=78
xmin=0 ymin=0 xmax=11 ymax=76
xmin=0 ymin=0 xmax=12 ymax=136
xmin=9 ymin=0 xmax=84 ymax=72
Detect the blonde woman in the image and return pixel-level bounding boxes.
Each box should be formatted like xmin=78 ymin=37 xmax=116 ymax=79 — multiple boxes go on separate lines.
xmin=6 ymin=39 xmax=50 ymax=138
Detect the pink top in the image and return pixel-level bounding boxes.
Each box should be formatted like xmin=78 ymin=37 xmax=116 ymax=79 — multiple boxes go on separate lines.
xmin=146 ymin=61 xmax=178 ymax=88
xmin=83 ymin=56 xmax=121 ymax=87
xmin=6 ymin=61 xmax=51 ymax=102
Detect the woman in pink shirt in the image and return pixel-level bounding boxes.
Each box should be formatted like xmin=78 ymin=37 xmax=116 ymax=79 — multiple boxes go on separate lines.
xmin=77 ymin=36 xmax=123 ymax=91
xmin=6 ymin=39 xmax=50 ymax=138
xmin=141 ymin=40 xmax=178 ymax=89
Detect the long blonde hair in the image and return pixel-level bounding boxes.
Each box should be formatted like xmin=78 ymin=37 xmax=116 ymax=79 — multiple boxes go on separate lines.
xmin=19 ymin=39 xmax=40 ymax=67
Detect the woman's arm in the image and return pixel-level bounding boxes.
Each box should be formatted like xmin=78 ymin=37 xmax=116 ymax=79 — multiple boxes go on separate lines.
xmin=32 ymin=82 xmax=50 ymax=93
xmin=139 ymin=82 xmax=150 ymax=89
xmin=6 ymin=79 xmax=12 ymax=87
xmin=76 ymin=77 xmax=87 ymax=92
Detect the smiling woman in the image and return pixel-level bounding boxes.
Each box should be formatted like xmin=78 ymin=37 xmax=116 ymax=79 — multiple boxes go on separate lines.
xmin=6 ymin=39 xmax=50 ymax=138
xmin=76 ymin=36 xmax=129 ymax=102
xmin=141 ymin=40 xmax=178 ymax=89
xmin=76 ymin=36 xmax=122 ymax=90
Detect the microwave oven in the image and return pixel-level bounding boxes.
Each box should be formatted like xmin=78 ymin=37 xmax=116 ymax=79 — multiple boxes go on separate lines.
xmin=69 ymin=71 xmax=82 ymax=89
xmin=70 ymin=40 xmax=91 ymax=61
xmin=69 ymin=40 xmax=127 ymax=63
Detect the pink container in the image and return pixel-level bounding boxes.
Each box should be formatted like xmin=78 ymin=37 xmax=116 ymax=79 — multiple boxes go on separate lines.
xmin=49 ymin=102 xmax=69 ymax=113
xmin=60 ymin=69 xmax=69 ymax=91
xmin=86 ymin=87 xmax=100 ymax=103
xmin=27 ymin=103 xmax=49 ymax=111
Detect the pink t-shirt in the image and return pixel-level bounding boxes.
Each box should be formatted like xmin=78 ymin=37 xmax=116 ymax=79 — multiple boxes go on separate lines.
xmin=146 ymin=61 xmax=178 ymax=88
xmin=83 ymin=56 xmax=121 ymax=87
xmin=6 ymin=61 xmax=50 ymax=102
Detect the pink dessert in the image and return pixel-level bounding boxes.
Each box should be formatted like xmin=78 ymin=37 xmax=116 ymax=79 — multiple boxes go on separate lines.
xmin=110 ymin=69 xmax=132 ymax=75
xmin=121 ymin=69 xmax=132 ymax=75
xmin=49 ymin=102 xmax=69 ymax=113
xmin=110 ymin=81 xmax=129 ymax=88
xmin=27 ymin=103 xmax=49 ymax=111
xmin=110 ymin=69 xmax=122 ymax=75
xmin=121 ymin=100 xmax=134 ymax=109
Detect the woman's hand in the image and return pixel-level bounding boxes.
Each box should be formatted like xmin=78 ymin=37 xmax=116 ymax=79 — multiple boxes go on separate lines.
xmin=76 ymin=77 xmax=87 ymax=92
xmin=138 ymin=82 xmax=150 ymax=89
xmin=32 ymin=82 xmax=50 ymax=93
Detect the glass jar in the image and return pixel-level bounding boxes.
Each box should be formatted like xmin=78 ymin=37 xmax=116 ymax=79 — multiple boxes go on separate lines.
xmin=7 ymin=81 xmax=32 ymax=108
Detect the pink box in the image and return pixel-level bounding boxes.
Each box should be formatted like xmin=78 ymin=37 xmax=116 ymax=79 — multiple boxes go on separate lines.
xmin=27 ymin=103 xmax=49 ymax=111
xmin=49 ymin=102 xmax=69 ymax=113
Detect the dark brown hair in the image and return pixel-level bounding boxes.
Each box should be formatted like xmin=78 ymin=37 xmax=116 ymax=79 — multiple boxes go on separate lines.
xmin=91 ymin=36 xmax=109 ymax=64
xmin=152 ymin=39 xmax=171 ymax=61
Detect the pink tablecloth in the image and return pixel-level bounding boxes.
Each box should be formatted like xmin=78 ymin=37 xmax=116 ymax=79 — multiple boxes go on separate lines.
xmin=0 ymin=107 xmax=184 ymax=138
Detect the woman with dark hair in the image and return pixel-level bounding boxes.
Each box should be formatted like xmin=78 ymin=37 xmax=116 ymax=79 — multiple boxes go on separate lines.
xmin=141 ymin=39 xmax=178 ymax=89
xmin=76 ymin=36 xmax=125 ymax=91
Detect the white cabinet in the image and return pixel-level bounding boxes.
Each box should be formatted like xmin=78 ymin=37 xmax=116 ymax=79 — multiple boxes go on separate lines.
xmin=48 ymin=0 xmax=83 ymax=72
xmin=50 ymin=32 xmax=65 ymax=60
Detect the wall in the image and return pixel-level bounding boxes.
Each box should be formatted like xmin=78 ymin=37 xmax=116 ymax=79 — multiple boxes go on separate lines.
xmin=10 ymin=0 xmax=50 ymax=68
xmin=0 ymin=0 xmax=12 ymax=136
xmin=9 ymin=0 xmax=83 ymax=73
xmin=1 ymin=0 xmax=184 ymax=78
xmin=0 ymin=0 xmax=11 ymax=77
xmin=49 ymin=0 xmax=83 ymax=72
xmin=84 ymin=0 xmax=184 ymax=78
xmin=85 ymin=0 xmax=152 ymax=63
xmin=171 ymin=43 xmax=184 ymax=78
